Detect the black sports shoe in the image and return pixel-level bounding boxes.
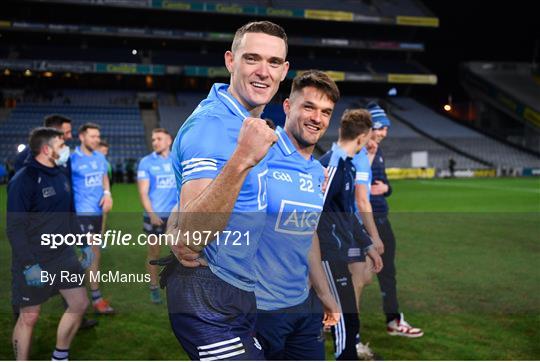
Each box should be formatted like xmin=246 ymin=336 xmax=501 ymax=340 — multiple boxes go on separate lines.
xmin=78 ymin=317 xmax=98 ymax=330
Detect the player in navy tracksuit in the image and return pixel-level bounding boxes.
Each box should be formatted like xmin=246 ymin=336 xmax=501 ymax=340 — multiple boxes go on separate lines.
xmin=7 ymin=127 xmax=93 ymax=361
xmin=367 ymin=102 xmax=423 ymax=338
xmin=318 ymin=110 xmax=383 ymax=360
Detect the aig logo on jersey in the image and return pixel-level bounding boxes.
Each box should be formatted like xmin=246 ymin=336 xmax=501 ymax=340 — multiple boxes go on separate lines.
xmin=272 ymin=171 xmax=292 ymax=183
xmin=85 ymin=172 xmax=103 ymax=187
xmin=275 ymin=200 xmax=322 ymax=235
xmin=156 ymin=175 xmax=175 ymax=189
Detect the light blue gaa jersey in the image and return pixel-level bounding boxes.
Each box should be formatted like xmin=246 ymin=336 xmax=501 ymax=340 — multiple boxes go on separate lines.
xmin=137 ymin=152 xmax=178 ymax=217
xmin=70 ymin=146 xmax=108 ymax=215
xmin=171 ymin=83 xmax=268 ymax=292
xmin=255 ymin=127 xmax=325 ymax=311
xmin=352 ymin=147 xmax=372 ymax=200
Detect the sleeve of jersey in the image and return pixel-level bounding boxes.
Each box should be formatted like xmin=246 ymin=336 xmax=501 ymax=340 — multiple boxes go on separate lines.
xmin=137 ymin=158 xmax=149 ymax=180
xmin=6 ymin=174 xmax=38 ymax=266
xmin=176 ymin=116 xmax=227 ymax=184
xmin=354 ymin=154 xmax=371 ymax=186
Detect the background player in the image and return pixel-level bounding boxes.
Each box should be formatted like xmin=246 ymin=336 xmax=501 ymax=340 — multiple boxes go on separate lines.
xmin=70 ymin=123 xmax=114 ymax=314
xmin=366 ymin=102 xmax=423 ymax=338
xmin=318 ymin=109 xmax=383 ymax=360
xmin=137 ymin=128 xmax=177 ymax=304
xmin=7 ymin=127 xmax=93 ymax=360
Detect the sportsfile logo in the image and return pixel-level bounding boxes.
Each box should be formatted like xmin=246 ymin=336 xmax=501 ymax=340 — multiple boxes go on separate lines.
xmin=156 ymin=175 xmax=175 ymax=188
xmin=85 ymin=172 xmax=103 ymax=187
xmin=274 ymin=200 xmax=322 ymax=235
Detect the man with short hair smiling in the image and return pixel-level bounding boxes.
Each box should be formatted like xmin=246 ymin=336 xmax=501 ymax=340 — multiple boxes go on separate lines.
xmin=163 ymin=21 xmax=288 ymax=360
xmin=254 ymin=70 xmax=341 ymax=360
xmin=7 ymin=127 xmax=92 ymax=361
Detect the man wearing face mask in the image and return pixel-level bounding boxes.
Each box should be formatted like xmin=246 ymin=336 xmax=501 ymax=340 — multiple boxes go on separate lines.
xmin=14 ymin=114 xmax=73 ymax=173
xmin=7 ymin=127 xmax=93 ymax=361
xmin=12 ymin=115 xmax=99 ymax=331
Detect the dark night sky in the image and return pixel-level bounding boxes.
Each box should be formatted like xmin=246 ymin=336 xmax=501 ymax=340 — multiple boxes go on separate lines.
xmin=417 ymin=1 xmax=538 ymax=103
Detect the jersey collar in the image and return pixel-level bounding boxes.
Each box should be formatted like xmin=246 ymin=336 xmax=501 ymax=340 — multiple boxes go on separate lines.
xmin=331 ymin=143 xmax=349 ymax=160
xmin=209 ymin=83 xmax=250 ymax=120
xmin=275 ymin=126 xmax=296 ymax=157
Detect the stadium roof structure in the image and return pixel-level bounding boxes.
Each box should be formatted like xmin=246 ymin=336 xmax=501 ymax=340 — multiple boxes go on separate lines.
xmin=23 ymin=0 xmax=439 ymax=27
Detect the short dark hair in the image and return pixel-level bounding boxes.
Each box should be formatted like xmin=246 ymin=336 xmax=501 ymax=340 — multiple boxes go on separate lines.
xmin=291 ymin=70 xmax=340 ymax=104
xmin=78 ymin=122 xmax=100 ymax=134
xmin=29 ymin=127 xmax=63 ymax=157
xmin=232 ymin=21 xmax=288 ymax=56
xmin=339 ymin=109 xmax=373 ymax=141
xmin=152 ymin=128 xmax=171 ymax=136
xmin=98 ymin=139 xmax=109 ymax=148
xmin=43 ymin=114 xmax=71 ymax=128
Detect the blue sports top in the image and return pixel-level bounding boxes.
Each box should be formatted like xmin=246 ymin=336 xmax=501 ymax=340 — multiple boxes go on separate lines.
xmin=171 ymin=83 xmax=268 ymax=292
xmin=70 ymin=147 xmax=108 ymax=215
xmin=137 ymin=152 xmax=178 ymax=217
xmin=255 ymin=127 xmax=325 ymax=310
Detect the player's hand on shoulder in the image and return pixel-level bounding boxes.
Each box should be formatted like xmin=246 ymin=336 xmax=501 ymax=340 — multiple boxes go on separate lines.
xmin=234 ymin=117 xmax=278 ymax=168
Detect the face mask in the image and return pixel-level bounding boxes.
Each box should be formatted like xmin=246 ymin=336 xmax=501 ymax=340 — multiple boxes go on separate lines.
xmin=55 ymin=146 xmax=70 ymax=166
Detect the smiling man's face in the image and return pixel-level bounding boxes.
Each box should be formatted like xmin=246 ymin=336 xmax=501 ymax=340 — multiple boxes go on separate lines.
xmin=284 ymin=86 xmax=334 ymax=149
xmin=225 ymin=32 xmax=289 ymax=113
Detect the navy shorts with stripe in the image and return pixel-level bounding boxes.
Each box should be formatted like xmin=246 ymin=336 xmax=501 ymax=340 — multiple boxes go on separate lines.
xmin=78 ymin=215 xmax=103 ymax=235
xmin=12 ymin=246 xmax=85 ymax=307
xmin=255 ymin=289 xmax=324 ymax=360
xmin=166 ymin=264 xmax=265 ymax=360
xmin=347 ymin=226 xmax=371 ymax=263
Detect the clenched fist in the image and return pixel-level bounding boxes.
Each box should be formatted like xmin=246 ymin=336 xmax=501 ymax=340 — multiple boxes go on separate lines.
xmin=234 ymin=117 xmax=278 ymax=168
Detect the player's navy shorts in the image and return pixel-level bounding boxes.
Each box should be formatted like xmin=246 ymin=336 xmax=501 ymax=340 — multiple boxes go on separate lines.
xmin=143 ymin=216 xmax=168 ymax=235
xmin=78 ymin=215 xmax=103 ymax=235
xmin=12 ymin=246 xmax=85 ymax=307
xmin=166 ymin=264 xmax=265 ymax=360
xmin=255 ymin=289 xmax=324 ymax=360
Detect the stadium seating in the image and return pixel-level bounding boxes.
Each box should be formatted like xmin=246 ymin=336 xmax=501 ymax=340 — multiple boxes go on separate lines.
xmin=0 ymin=90 xmax=147 ymax=166
xmin=388 ymin=97 xmax=540 ymax=168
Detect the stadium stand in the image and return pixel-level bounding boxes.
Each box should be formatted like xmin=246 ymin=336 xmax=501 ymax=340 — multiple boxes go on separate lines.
xmin=157 ymin=92 xmax=204 ymax=137
xmin=388 ymin=97 xmax=540 ymax=168
xmin=461 ymin=62 xmax=540 ymax=152
xmin=0 ymin=90 xmax=147 ymax=166
xmin=315 ymin=96 xmax=487 ymax=169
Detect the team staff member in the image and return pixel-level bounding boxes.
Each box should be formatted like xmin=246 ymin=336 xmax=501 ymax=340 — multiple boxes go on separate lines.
xmin=318 ymin=110 xmax=383 ymax=360
xmin=163 ymin=21 xmax=287 ymax=360
xmin=14 ymin=115 xmax=73 ymax=172
xmin=137 ymin=128 xmax=177 ymax=304
xmin=71 ymin=123 xmax=114 ymax=314
xmin=367 ymin=102 xmax=423 ymax=338
xmin=12 ymin=115 xmax=98 ymax=330
xmin=255 ymin=70 xmax=340 ymax=360
xmin=7 ymin=127 xmax=93 ymax=361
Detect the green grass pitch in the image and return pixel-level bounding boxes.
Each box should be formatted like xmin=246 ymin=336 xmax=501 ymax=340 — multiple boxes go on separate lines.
xmin=0 ymin=177 xmax=539 ymax=360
